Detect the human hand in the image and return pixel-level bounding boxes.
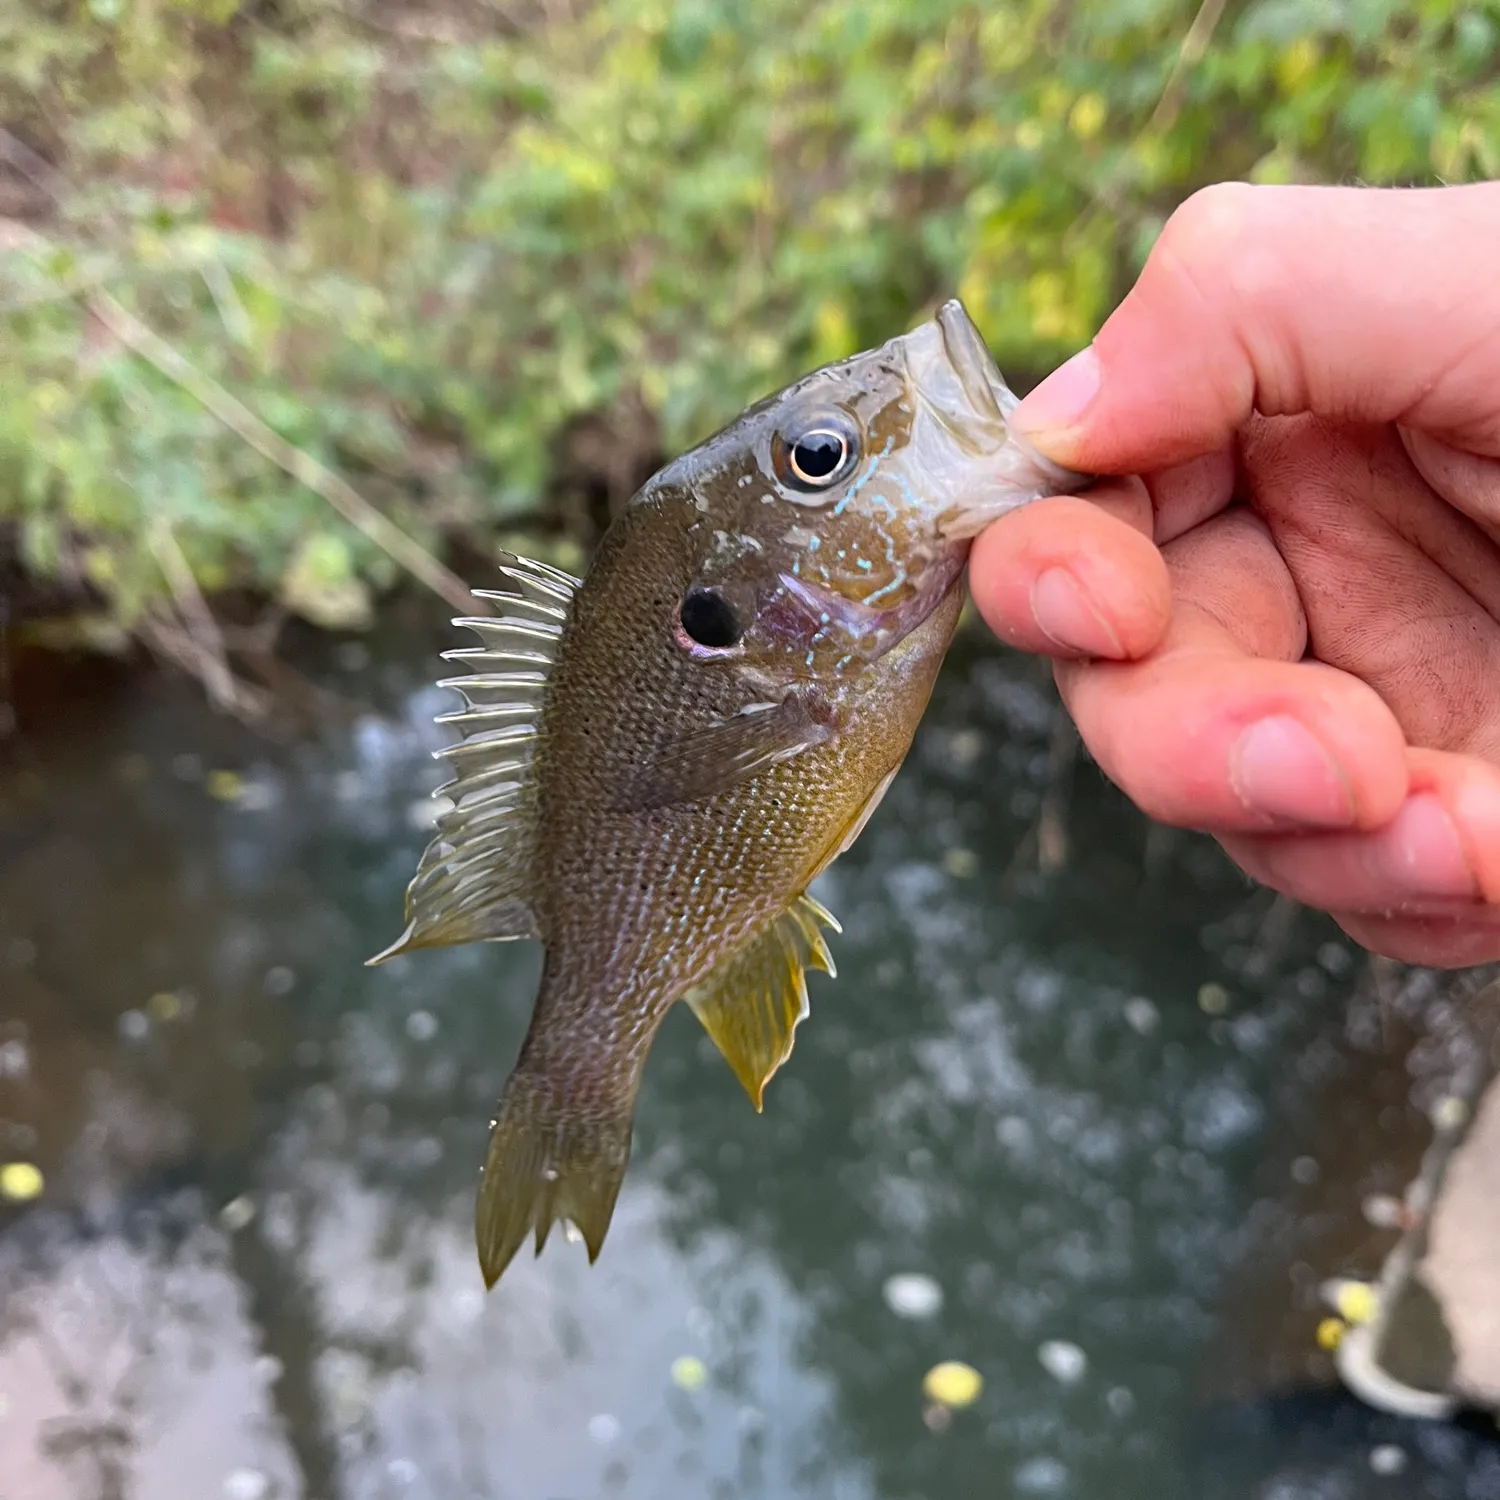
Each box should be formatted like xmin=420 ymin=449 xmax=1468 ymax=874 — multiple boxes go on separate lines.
xmin=969 ymin=182 xmax=1500 ymax=966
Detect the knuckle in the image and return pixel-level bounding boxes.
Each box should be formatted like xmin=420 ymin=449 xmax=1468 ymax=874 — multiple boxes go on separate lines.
xmin=1160 ymin=183 xmax=1260 ymax=268
xmin=1155 ymin=183 xmax=1289 ymax=320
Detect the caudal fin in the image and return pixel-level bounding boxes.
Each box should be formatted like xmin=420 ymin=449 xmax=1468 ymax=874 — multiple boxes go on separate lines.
xmin=475 ymin=1068 xmax=636 ymax=1288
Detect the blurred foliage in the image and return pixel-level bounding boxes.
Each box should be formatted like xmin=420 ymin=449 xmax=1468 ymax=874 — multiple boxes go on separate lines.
xmin=0 ymin=0 xmax=1497 ymax=656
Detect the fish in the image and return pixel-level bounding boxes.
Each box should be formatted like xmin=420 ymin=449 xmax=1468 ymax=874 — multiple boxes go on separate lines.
xmin=370 ymin=298 xmax=1090 ymax=1288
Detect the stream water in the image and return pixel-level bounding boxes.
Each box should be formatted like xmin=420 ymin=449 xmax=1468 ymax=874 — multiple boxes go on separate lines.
xmin=2 ymin=610 xmax=1499 ymax=1500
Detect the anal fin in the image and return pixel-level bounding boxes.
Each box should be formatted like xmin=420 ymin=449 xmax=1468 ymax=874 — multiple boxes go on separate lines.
xmin=684 ymin=893 xmax=841 ymax=1111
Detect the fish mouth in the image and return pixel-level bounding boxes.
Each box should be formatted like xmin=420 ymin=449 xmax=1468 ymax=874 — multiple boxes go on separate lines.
xmin=906 ymin=298 xmax=1095 ymax=535
xmin=774 ymin=551 xmax=967 ymax=666
xmin=901 ymin=299 xmax=1013 ymax=454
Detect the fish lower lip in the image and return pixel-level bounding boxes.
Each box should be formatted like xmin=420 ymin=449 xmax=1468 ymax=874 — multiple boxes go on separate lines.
xmin=936 ymin=299 xmax=1011 ymax=424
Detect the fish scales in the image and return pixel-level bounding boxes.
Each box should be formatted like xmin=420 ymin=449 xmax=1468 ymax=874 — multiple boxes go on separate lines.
xmin=372 ymin=299 xmax=1091 ymax=1287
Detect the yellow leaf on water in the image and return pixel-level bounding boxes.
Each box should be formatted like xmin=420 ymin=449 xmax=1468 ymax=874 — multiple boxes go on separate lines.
xmin=207 ymin=770 xmax=245 ymax=803
xmin=1316 ymin=1317 xmax=1346 ymax=1351
xmin=147 ymin=991 xmax=183 ymax=1022
xmin=923 ymin=1360 xmax=983 ymax=1408
xmin=1197 ymin=982 xmax=1229 ymax=1015
xmin=0 ymin=1162 xmax=44 ymax=1203
xmin=1333 ymin=1281 xmax=1378 ymax=1325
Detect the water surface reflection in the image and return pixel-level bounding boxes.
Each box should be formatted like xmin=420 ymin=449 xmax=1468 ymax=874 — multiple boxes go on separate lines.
xmin=3 ymin=626 xmax=1499 ymax=1498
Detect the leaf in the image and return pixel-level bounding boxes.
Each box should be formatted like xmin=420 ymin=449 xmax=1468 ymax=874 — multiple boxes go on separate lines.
xmin=1 ymin=0 xmax=1490 ymax=693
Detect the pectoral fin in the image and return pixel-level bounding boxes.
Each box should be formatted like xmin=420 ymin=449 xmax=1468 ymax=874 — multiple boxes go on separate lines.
xmin=610 ymin=692 xmax=833 ymax=812
xmin=684 ymin=893 xmax=841 ymax=1110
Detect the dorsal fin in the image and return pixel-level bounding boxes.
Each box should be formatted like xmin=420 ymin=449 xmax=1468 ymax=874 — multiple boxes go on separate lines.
xmin=367 ymin=553 xmax=580 ymax=965
xmin=683 ymin=892 xmax=841 ymax=1110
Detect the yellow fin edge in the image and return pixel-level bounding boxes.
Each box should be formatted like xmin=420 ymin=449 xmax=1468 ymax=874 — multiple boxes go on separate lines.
xmin=685 ymin=892 xmax=840 ymax=1111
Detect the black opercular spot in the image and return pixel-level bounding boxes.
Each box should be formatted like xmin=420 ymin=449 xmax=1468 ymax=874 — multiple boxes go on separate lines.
xmin=679 ymin=587 xmax=741 ymax=649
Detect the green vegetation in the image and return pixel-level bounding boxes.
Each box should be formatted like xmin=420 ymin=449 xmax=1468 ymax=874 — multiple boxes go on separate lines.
xmin=2 ymin=0 xmax=1496 ymax=683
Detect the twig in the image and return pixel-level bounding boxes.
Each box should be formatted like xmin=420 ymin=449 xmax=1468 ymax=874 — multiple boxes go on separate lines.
xmin=200 ymin=261 xmax=253 ymax=347
xmin=1035 ymin=716 xmax=1079 ymax=873
xmin=86 ymin=288 xmax=476 ymax=615
xmin=0 ymin=127 xmax=70 ymax=205
xmin=140 ymin=610 xmax=273 ymax=721
xmin=0 ymin=592 xmax=13 ymax=741
xmin=1063 ymin=0 xmax=1231 ymax=250
xmin=0 ymin=270 xmax=115 ymax=314
xmin=1 ymin=126 xmax=478 ymax=618
xmin=1241 ymin=891 xmax=1299 ymax=982
xmin=145 ymin=518 xmax=245 ymax=714
xmin=1146 ymin=0 xmax=1230 ymax=136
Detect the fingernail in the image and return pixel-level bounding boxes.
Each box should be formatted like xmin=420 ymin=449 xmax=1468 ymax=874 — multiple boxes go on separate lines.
xmin=1012 ymin=346 xmax=1102 ymax=437
xmin=1030 ymin=567 xmax=1122 ymax=656
xmin=1230 ymin=716 xmax=1355 ymax=827
xmin=1380 ymin=794 xmax=1477 ymax=900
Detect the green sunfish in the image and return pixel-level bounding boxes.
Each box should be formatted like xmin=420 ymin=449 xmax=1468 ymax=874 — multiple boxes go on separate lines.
xmin=372 ymin=299 xmax=1089 ymax=1287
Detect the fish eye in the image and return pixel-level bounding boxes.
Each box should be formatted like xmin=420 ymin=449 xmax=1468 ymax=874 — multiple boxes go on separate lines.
xmin=678 ymin=587 xmax=742 ymax=649
xmin=774 ymin=413 xmax=859 ymax=492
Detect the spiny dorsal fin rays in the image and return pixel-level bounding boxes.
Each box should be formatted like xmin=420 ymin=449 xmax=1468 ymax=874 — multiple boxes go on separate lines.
xmin=366 ymin=552 xmax=580 ymax=966
xmin=684 ymin=892 xmax=842 ymax=1111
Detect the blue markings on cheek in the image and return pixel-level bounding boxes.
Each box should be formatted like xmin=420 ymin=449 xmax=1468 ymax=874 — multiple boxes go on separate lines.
xmin=856 ymin=558 xmax=873 ymax=572
xmin=833 ymin=434 xmax=895 ymax=517
xmin=863 ymin=567 xmax=907 ymax=606
xmin=807 ymin=535 xmax=820 ymax=552
xmin=894 ymin=471 xmax=923 ymax=511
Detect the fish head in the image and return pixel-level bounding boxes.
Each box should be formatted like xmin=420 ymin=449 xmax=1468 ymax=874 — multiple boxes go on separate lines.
xmin=646 ymin=299 xmax=1079 ymax=677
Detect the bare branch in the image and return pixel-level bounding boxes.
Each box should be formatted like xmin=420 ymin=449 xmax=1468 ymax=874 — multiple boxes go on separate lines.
xmin=1146 ymin=0 xmax=1230 ymax=136
xmin=1064 ymin=0 xmax=1230 ymax=249
xmin=0 ymin=126 xmax=71 ymax=204
xmin=2 ymin=132 xmax=480 ymax=619
xmin=86 ymin=288 xmax=477 ymax=615
xmin=145 ymin=518 xmax=245 ymax=714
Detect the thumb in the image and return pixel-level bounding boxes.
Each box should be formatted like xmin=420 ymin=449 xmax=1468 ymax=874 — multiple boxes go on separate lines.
xmin=1011 ymin=182 xmax=1500 ymax=473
